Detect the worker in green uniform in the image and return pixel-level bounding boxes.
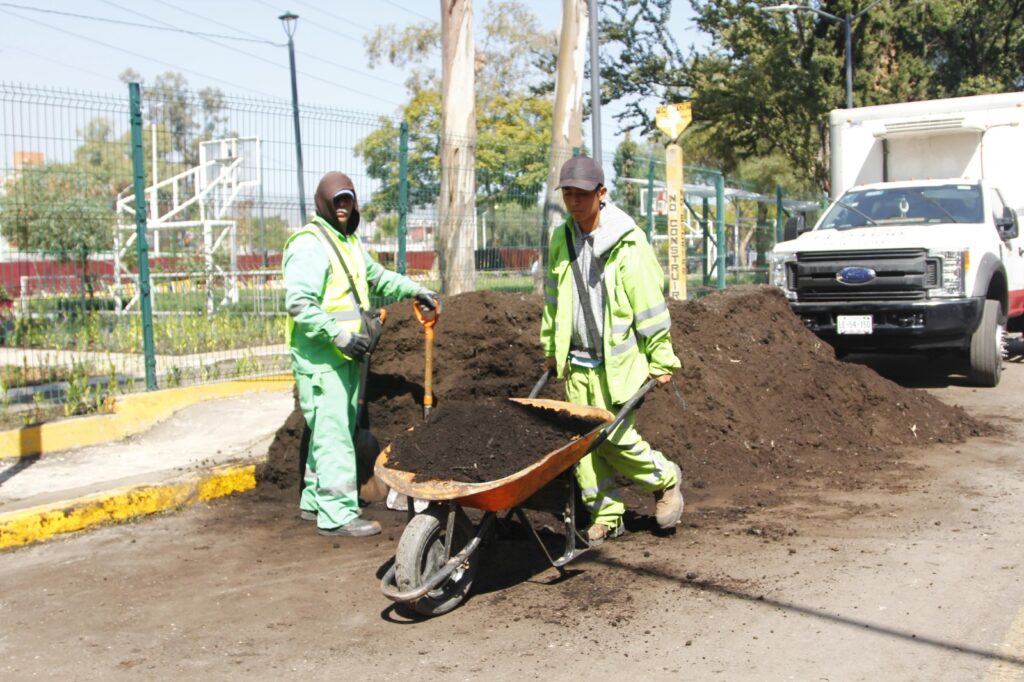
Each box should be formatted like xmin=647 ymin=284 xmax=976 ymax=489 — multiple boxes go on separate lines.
xmin=541 ymin=156 xmax=684 ymax=544
xmin=284 ymin=171 xmax=439 ymax=537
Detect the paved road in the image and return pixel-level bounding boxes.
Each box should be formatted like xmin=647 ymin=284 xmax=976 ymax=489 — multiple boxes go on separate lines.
xmin=1 ymin=352 xmax=1023 ymax=681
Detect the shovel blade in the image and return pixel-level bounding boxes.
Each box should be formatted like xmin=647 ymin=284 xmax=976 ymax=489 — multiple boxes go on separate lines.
xmin=355 ymin=427 xmax=388 ymax=501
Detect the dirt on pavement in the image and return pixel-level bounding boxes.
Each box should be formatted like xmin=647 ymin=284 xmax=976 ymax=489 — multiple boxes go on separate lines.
xmin=2 ymin=298 xmax=1023 ymax=680
xmin=261 ymin=286 xmax=987 ymax=513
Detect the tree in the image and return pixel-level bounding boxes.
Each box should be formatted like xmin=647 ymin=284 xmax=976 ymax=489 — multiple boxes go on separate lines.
xmin=599 ymin=0 xmax=1024 ymax=194
xmin=357 ymin=1 xmax=556 ymax=220
xmin=0 ymin=163 xmax=114 ymax=297
xmin=597 ymin=0 xmax=690 ymax=133
xmin=611 ymin=131 xmax=667 ymax=218
xmin=118 ymin=70 xmax=229 ymax=168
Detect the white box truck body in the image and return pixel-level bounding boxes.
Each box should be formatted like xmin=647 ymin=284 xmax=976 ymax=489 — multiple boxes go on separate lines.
xmin=770 ymin=93 xmax=1024 ymax=386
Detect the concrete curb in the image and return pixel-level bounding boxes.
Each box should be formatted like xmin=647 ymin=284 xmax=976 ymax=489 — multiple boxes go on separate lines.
xmin=1 ymin=376 xmax=294 ymax=460
xmin=0 ymin=461 xmax=258 ymax=550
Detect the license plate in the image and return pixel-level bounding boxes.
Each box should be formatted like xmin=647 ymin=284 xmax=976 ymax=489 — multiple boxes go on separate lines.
xmin=837 ymin=315 xmax=873 ymax=335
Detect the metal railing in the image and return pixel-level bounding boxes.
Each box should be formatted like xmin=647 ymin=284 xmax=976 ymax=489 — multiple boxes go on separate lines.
xmin=0 ymin=81 xmax=819 ymax=425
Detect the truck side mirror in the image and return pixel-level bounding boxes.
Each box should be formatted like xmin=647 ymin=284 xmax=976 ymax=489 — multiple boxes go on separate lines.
xmin=995 ymin=207 xmax=1019 ymax=240
xmin=783 ymin=215 xmax=806 ymax=242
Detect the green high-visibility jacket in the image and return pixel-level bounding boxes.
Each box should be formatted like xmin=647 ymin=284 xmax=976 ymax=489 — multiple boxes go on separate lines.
xmin=541 ymin=210 xmax=681 ymax=405
xmin=284 ymin=215 xmax=420 ymax=374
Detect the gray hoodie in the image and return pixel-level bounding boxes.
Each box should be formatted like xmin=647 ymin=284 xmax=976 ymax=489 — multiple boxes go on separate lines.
xmin=569 ymin=201 xmax=637 ymax=364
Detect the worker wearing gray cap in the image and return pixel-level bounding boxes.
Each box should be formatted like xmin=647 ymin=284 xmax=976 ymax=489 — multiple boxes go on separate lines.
xmin=284 ymin=171 xmax=440 ymax=537
xmin=540 ymin=156 xmax=684 ymax=544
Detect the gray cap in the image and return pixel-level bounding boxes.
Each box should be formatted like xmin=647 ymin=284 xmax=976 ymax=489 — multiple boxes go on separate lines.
xmin=556 ymin=156 xmax=604 ymax=191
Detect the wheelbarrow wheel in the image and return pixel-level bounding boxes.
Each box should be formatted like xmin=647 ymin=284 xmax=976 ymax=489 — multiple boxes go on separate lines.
xmin=395 ymin=507 xmax=478 ymax=617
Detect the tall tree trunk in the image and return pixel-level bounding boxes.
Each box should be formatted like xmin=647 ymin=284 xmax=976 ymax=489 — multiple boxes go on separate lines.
xmin=439 ymin=0 xmax=477 ymax=294
xmin=536 ymin=0 xmax=588 ymax=293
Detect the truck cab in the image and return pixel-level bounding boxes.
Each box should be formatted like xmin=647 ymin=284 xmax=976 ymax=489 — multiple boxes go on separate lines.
xmin=769 ymin=93 xmax=1024 ymax=386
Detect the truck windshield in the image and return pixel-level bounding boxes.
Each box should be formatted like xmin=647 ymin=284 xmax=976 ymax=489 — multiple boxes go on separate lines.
xmin=818 ymin=184 xmax=984 ymax=229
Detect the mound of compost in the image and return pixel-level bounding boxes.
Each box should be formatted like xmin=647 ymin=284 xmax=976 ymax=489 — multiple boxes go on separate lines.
xmin=261 ymin=286 xmax=987 ymax=507
xmin=382 ymin=398 xmax=605 ymax=483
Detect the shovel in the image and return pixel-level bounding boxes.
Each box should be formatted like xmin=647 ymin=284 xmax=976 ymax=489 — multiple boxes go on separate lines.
xmin=413 ymin=299 xmax=440 ymax=419
xmin=386 ymin=300 xmax=439 ymax=513
xmin=355 ymin=309 xmax=389 ymax=502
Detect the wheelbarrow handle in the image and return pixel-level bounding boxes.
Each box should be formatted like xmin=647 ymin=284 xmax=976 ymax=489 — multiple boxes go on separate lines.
xmin=590 ymin=378 xmax=658 ymax=451
xmin=528 ymin=367 xmax=554 ymax=399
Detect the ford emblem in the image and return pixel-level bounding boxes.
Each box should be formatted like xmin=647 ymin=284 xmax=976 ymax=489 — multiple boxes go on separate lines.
xmin=836 ymin=266 xmax=876 ymax=285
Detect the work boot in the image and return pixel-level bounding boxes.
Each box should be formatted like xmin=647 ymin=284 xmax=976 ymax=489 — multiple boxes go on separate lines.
xmin=299 ymin=509 xmax=317 ymax=521
xmin=586 ymin=521 xmax=623 ymax=546
xmin=654 ymin=462 xmax=684 ymax=529
xmin=317 ymin=518 xmax=382 ymax=537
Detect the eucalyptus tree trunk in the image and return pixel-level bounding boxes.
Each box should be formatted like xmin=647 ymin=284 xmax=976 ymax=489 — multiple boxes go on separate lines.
xmin=438 ymin=0 xmax=477 ymax=295
xmin=536 ymin=0 xmax=588 ymax=293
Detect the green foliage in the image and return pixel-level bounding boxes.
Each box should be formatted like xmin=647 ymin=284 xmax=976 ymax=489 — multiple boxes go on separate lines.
xmin=0 ymin=163 xmax=114 ymax=263
xmin=120 ymin=70 xmax=229 ymax=167
xmin=598 ymin=0 xmax=689 ymax=133
xmin=611 ymin=133 xmax=666 ymax=217
xmin=599 ymin=0 xmax=1024 ymax=194
xmin=357 ymin=1 xmax=556 ymax=217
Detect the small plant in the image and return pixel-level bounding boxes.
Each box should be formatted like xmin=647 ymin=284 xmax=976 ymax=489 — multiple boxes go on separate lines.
xmin=165 ymin=365 xmax=182 ymax=388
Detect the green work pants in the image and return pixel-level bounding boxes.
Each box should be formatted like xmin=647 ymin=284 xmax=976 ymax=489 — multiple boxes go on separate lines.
xmin=295 ymin=362 xmax=361 ymax=529
xmin=565 ymin=364 xmax=677 ymax=530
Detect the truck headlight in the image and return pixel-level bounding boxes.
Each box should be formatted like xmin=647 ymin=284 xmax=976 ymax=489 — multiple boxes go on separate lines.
xmin=769 ymin=253 xmax=793 ymax=295
xmin=930 ymin=250 xmax=967 ymax=297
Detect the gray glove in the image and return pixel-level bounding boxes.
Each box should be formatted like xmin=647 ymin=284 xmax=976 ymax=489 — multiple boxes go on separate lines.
xmin=361 ymin=309 xmax=384 ymax=351
xmin=334 ymin=329 xmax=371 ymax=361
xmin=415 ymin=288 xmax=441 ymax=314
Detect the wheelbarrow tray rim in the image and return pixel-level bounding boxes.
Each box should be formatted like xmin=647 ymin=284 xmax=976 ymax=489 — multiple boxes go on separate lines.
xmin=374 ymin=398 xmax=613 ymax=512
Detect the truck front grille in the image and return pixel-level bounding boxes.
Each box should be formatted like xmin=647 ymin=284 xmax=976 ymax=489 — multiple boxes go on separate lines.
xmin=793 ymin=248 xmax=931 ymax=302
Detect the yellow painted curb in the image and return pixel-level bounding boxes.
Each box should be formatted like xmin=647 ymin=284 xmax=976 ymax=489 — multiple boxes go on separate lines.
xmin=0 ymin=462 xmax=257 ymax=550
xmin=1 ymin=375 xmax=294 ymax=460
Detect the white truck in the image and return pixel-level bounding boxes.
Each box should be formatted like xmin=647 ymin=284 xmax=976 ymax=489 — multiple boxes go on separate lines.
xmin=769 ymin=92 xmax=1024 ymax=386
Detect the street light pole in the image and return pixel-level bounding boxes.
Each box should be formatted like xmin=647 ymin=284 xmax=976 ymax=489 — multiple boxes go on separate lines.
xmin=843 ymin=13 xmax=853 ymax=110
xmin=763 ymin=0 xmax=889 ymax=109
xmin=588 ymin=0 xmax=602 ymax=162
xmin=279 ymin=11 xmax=307 ymax=224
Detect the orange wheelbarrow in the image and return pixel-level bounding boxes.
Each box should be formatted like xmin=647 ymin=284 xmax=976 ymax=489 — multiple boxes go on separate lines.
xmin=375 ymin=373 xmax=656 ymax=617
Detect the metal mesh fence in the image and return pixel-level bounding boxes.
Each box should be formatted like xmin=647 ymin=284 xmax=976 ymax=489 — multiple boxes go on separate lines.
xmin=0 ymin=81 xmax=819 ymax=426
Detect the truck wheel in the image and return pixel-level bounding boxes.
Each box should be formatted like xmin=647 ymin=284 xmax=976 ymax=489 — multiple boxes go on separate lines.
xmin=969 ymin=299 xmax=1004 ymax=387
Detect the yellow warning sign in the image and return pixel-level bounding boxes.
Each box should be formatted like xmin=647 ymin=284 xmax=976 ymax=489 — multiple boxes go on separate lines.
xmin=655 ymin=103 xmax=692 ymax=142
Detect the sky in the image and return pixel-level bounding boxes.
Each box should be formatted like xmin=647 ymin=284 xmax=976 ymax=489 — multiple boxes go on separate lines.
xmin=0 ymin=0 xmax=707 ymax=164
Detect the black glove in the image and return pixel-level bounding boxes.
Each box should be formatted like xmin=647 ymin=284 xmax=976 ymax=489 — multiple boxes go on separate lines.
xmin=334 ymin=329 xmax=371 ymax=361
xmin=361 ymin=309 xmax=384 ymax=352
xmin=415 ymin=288 xmax=441 ymax=314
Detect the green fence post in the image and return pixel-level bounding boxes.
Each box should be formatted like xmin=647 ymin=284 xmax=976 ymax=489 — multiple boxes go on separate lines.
xmin=715 ymin=172 xmax=726 ymax=290
xmin=645 ymin=157 xmax=655 ymax=242
xmin=398 ymin=121 xmax=409 ymax=275
xmin=702 ymin=197 xmax=710 ymax=287
xmin=129 ymin=82 xmax=157 ymax=390
xmin=775 ymin=184 xmax=784 ymax=244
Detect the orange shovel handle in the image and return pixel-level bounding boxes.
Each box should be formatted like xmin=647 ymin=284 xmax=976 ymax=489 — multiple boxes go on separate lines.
xmin=413 ymin=300 xmax=437 ymax=416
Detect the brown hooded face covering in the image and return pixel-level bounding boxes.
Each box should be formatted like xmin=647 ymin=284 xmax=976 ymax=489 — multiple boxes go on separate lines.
xmin=314 ymin=171 xmax=361 ymax=234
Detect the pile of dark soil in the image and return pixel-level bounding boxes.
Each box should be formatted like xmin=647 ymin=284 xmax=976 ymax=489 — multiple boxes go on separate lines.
xmin=383 ymin=398 xmax=605 ymax=482
xmin=260 ymin=286 xmax=988 ymax=508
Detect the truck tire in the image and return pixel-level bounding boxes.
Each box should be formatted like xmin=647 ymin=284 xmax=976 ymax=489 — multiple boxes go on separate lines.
xmin=969 ymin=299 xmax=1004 ymax=387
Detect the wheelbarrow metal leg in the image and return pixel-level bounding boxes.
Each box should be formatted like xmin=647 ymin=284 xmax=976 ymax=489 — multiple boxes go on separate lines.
xmin=512 ymin=474 xmax=591 ymax=570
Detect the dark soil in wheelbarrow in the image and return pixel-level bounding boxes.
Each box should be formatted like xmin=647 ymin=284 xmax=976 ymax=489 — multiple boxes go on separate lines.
xmin=259 ymin=286 xmax=989 ymax=516
xmin=381 ymin=398 xmax=605 ymax=483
